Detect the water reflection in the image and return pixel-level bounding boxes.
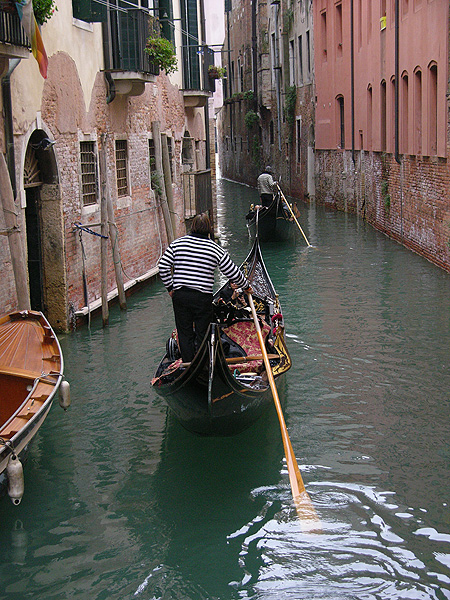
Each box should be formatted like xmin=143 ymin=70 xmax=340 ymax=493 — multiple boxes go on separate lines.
xmin=0 ymin=179 xmax=449 ymax=600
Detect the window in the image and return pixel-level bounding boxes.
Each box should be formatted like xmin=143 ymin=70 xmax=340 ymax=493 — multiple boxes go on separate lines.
xmin=367 ymin=85 xmax=373 ymax=149
xmin=298 ymin=35 xmax=303 ymax=84
xmin=289 ymin=39 xmax=295 ymax=86
xmin=429 ymin=63 xmax=437 ymax=155
xmin=115 ymin=139 xmax=129 ymax=197
xmin=337 ymin=96 xmax=345 ymax=148
xmin=148 ymin=138 xmax=158 ymax=192
xmin=296 ymin=117 xmax=302 ymax=163
xmin=414 ymin=69 xmax=422 ymax=154
xmin=336 ymin=2 xmax=343 ymax=56
xmin=320 ymin=11 xmax=327 ymax=60
xmin=306 ymin=30 xmax=311 ymax=76
xmin=79 ymin=141 xmax=98 ymax=206
xmin=380 ymin=80 xmax=387 ymax=151
xmin=72 ymin=0 xmax=106 ymax=23
xmin=166 ymin=136 xmax=174 ymax=180
xmin=401 ymin=73 xmax=409 ymax=153
xmin=391 ymin=76 xmax=396 ymax=152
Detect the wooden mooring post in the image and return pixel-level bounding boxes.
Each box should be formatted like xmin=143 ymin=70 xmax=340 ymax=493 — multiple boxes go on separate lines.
xmin=0 ymin=153 xmax=30 ymax=310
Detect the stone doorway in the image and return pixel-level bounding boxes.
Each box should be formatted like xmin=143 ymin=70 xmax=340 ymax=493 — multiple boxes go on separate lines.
xmin=24 ymin=132 xmax=68 ymax=331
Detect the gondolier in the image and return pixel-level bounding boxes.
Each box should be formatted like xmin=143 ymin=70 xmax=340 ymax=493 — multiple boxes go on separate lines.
xmin=257 ymin=166 xmax=278 ymax=207
xmin=158 ymin=213 xmax=252 ymax=363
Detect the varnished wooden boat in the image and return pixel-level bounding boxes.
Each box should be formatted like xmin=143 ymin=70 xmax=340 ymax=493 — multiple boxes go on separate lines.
xmin=151 ymin=238 xmax=291 ymax=436
xmin=246 ymin=192 xmax=296 ymax=242
xmin=0 ymin=310 xmax=68 ymax=504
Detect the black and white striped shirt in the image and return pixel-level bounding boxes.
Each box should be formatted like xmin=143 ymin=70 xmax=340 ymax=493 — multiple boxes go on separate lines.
xmin=158 ymin=234 xmax=249 ymax=294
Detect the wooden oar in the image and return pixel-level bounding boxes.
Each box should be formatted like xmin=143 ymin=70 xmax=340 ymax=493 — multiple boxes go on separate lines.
xmin=277 ymin=184 xmax=312 ymax=247
xmin=181 ymin=354 xmax=278 ymax=368
xmin=247 ymin=292 xmax=321 ymax=530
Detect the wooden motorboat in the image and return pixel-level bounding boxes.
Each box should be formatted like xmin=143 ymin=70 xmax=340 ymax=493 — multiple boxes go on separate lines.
xmin=246 ymin=192 xmax=297 ymax=242
xmin=151 ymin=237 xmax=291 ymax=436
xmin=0 ymin=310 xmax=69 ymax=504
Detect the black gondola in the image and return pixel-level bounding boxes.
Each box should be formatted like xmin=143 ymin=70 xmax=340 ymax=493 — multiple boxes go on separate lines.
xmin=151 ymin=237 xmax=291 ymax=436
xmin=245 ymin=192 xmax=296 ymax=242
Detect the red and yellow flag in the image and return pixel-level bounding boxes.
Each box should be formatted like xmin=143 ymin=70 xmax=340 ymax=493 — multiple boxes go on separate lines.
xmin=15 ymin=0 xmax=48 ymax=79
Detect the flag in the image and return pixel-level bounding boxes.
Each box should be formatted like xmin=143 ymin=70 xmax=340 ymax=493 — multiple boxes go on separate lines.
xmin=15 ymin=0 xmax=48 ymax=79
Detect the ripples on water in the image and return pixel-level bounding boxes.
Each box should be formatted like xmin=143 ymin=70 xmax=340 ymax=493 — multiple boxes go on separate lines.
xmin=0 ymin=179 xmax=449 ymax=600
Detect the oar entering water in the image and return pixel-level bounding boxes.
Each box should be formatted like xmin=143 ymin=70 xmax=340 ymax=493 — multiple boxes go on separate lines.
xmin=277 ymin=184 xmax=312 ymax=248
xmin=247 ymin=291 xmax=321 ymax=531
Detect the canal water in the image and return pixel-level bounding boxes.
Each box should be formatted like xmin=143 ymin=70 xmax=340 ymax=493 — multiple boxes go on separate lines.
xmin=1 ymin=178 xmax=450 ymax=600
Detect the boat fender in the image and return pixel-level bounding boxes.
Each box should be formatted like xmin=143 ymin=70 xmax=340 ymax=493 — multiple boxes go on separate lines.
xmin=59 ymin=379 xmax=71 ymax=410
xmin=11 ymin=520 xmax=28 ymax=565
xmin=7 ymin=455 xmax=24 ymax=505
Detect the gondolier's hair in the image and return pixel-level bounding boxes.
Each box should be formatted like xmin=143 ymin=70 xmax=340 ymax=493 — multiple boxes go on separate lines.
xmin=190 ymin=213 xmax=212 ymax=236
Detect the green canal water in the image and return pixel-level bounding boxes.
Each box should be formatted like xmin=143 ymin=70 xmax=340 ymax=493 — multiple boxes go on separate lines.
xmin=1 ymin=178 xmax=450 ymax=599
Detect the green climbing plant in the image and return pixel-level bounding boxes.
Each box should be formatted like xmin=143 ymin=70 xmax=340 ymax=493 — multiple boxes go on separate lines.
xmin=145 ymin=37 xmax=177 ymax=75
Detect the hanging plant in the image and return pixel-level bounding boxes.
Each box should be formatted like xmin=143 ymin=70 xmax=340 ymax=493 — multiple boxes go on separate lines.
xmin=32 ymin=0 xmax=57 ymax=25
xmin=145 ymin=37 xmax=177 ymax=75
xmin=208 ymin=65 xmax=226 ymax=79
xmin=244 ymin=110 xmax=259 ymax=130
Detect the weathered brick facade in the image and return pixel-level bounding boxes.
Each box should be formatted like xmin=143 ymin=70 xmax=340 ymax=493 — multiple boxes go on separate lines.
xmin=315 ymin=149 xmax=450 ymax=271
xmin=0 ymin=4 xmax=213 ymax=330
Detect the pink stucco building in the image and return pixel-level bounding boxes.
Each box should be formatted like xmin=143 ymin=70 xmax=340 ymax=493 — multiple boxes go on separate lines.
xmin=314 ymin=0 xmax=450 ymax=271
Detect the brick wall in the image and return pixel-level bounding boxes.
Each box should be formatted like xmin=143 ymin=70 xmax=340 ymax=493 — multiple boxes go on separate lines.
xmin=315 ymin=149 xmax=450 ymax=272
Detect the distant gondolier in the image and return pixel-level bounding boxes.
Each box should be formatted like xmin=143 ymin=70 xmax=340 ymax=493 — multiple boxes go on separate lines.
xmin=257 ymin=166 xmax=278 ymax=207
xmin=158 ymin=213 xmax=252 ymax=363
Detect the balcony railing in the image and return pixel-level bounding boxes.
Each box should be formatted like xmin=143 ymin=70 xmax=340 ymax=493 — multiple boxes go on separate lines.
xmin=182 ymin=44 xmax=215 ymax=92
xmin=0 ymin=7 xmax=29 ymax=48
xmin=103 ymin=7 xmax=159 ymax=76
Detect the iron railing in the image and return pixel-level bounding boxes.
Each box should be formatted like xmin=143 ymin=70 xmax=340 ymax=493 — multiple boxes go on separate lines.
xmin=103 ymin=7 xmax=159 ymax=76
xmin=0 ymin=8 xmax=29 ymax=48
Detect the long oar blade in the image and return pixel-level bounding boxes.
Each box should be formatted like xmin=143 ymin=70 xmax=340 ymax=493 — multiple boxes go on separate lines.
xmin=247 ymin=293 xmax=321 ymax=530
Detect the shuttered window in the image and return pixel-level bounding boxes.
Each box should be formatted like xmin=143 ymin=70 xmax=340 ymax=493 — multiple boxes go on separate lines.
xmin=72 ymin=0 xmax=106 ymax=22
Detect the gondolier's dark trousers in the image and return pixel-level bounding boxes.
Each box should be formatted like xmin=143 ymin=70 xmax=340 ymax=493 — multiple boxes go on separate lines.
xmin=172 ymin=286 xmax=213 ymax=363
xmin=260 ymin=193 xmax=273 ymax=207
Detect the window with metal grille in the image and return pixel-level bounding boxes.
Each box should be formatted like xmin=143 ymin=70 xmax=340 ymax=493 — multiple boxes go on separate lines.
xmin=167 ymin=136 xmax=173 ymax=180
xmin=80 ymin=141 xmax=98 ymax=206
xmin=115 ymin=139 xmax=129 ymax=197
xmin=148 ymin=138 xmax=159 ymax=193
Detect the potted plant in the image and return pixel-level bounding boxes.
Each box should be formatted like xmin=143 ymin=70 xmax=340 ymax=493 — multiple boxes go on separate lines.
xmin=33 ymin=0 xmax=57 ymax=25
xmin=208 ymin=65 xmax=226 ymax=80
xmin=145 ymin=37 xmax=177 ymax=75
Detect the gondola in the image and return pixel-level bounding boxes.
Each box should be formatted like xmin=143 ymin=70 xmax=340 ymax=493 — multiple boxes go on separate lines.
xmin=246 ymin=192 xmax=296 ymax=242
xmin=0 ymin=310 xmax=69 ymax=504
xmin=151 ymin=237 xmax=291 ymax=436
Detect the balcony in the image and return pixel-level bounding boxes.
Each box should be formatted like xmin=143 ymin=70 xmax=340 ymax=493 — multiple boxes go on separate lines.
xmin=181 ymin=44 xmax=214 ymax=109
xmin=0 ymin=7 xmax=31 ymax=60
xmin=102 ymin=7 xmax=159 ymax=97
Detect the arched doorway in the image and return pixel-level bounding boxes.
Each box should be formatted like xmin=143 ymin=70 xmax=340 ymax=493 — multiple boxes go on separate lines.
xmin=24 ymin=144 xmax=44 ymax=310
xmin=23 ymin=131 xmax=67 ymax=331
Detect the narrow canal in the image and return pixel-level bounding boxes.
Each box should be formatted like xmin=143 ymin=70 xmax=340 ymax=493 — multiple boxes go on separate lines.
xmin=1 ymin=178 xmax=450 ymax=600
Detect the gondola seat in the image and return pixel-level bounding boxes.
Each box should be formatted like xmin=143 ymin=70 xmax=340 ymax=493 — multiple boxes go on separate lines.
xmin=222 ymin=320 xmax=271 ymax=373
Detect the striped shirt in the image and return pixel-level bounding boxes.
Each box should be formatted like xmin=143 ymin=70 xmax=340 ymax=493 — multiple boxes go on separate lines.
xmin=158 ymin=234 xmax=249 ymax=294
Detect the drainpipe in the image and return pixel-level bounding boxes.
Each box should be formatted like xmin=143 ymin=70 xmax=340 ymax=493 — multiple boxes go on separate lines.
xmin=273 ymin=2 xmax=282 ymax=152
xmin=2 ymin=59 xmax=21 ymax=198
xmin=251 ymin=0 xmax=257 ymax=102
xmin=394 ymin=0 xmax=400 ymax=165
xmin=350 ymin=0 xmax=355 ymax=164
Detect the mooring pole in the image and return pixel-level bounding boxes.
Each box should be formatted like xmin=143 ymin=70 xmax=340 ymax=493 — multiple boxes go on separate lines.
xmin=0 ymin=153 xmax=30 ymax=310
